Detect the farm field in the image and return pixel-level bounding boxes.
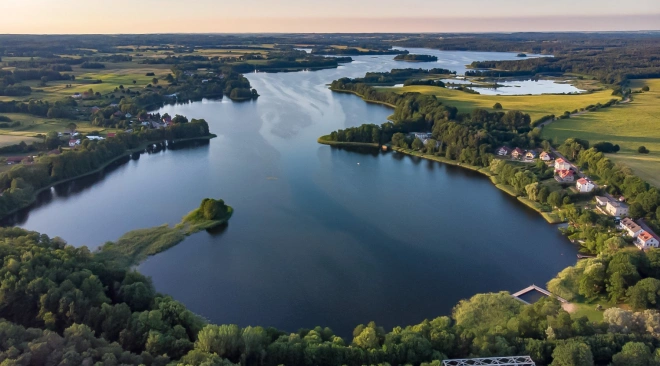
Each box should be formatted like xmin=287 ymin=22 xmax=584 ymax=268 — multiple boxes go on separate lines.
xmin=382 ymin=85 xmax=615 ymax=121
xmin=543 ymin=79 xmax=660 ymax=187
xmin=0 ymin=113 xmax=111 ymax=137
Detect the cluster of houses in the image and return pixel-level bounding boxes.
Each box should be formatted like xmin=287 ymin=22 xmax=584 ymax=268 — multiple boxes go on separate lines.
xmin=620 ymin=218 xmax=660 ymax=250
xmin=409 ymin=132 xmax=440 ymax=148
xmin=497 ymin=146 xmax=549 ymax=162
xmin=139 ymin=114 xmax=174 ymax=129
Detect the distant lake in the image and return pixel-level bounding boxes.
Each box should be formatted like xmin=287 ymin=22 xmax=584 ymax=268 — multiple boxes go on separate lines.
xmin=11 ymin=49 xmax=577 ymax=337
xmin=471 ymin=79 xmax=585 ymax=95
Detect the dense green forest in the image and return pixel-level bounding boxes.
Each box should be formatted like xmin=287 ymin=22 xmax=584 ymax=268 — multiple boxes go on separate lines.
xmin=2 ymin=226 xmax=660 ymax=365
xmin=393 ymin=54 xmax=438 ymax=62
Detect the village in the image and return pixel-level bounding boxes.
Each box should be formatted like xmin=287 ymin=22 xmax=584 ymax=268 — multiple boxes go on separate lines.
xmin=495 ymin=144 xmax=660 ymax=252
xmin=2 ymin=110 xmax=180 ymax=167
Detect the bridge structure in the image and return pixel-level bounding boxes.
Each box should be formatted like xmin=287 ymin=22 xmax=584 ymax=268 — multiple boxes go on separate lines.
xmin=442 ymin=356 xmax=536 ymax=366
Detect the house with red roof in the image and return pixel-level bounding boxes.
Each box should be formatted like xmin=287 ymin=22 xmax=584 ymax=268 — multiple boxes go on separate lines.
xmin=511 ymin=148 xmax=524 ymax=159
xmin=636 ymin=231 xmax=660 ymax=250
xmin=555 ymin=169 xmax=575 ymax=183
xmin=576 ymin=178 xmax=596 ymax=193
xmin=107 ymin=133 xmax=116 ymax=138
xmin=554 ymin=158 xmax=572 ymax=172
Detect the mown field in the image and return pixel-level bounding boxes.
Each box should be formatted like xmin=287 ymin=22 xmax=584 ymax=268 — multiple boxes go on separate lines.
xmin=543 ymin=79 xmax=660 ymax=187
xmin=382 ymin=85 xmax=615 ymax=121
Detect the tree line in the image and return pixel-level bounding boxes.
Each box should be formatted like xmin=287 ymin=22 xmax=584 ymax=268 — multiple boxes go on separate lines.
xmin=2 ymin=225 xmax=660 ymax=365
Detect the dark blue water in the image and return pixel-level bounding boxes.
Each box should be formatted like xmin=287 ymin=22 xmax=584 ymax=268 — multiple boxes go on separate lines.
xmin=12 ymin=50 xmax=576 ymax=337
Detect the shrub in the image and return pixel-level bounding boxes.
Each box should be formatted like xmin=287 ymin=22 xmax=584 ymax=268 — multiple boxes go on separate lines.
xmin=638 ymin=146 xmax=650 ymax=154
xmin=493 ymin=102 xmax=503 ymax=110
xmin=642 ymin=85 xmax=650 ymax=92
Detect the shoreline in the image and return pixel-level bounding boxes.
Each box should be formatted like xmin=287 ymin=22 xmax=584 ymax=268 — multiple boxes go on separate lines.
xmin=0 ymin=134 xmax=216 ymax=221
xmin=318 ymin=138 xmax=563 ymax=224
xmin=328 ymin=88 xmax=398 ymax=108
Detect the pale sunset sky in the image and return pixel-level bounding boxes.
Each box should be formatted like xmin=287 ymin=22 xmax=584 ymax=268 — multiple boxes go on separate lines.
xmin=2 ymin=0 xmax=659 ymax=33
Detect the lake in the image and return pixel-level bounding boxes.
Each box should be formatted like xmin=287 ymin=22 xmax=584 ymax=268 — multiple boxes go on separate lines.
xmin=11 ymin=49 xmax=577 ymax=337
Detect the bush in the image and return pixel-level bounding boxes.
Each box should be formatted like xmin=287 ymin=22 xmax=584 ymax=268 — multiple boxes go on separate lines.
xmin=593 ymin=141 xmax=620 ymax=153
xmin=0 ymin=115 xmax=12 ymax=122
xmin=145 ymin=72 xmax=155 ymax=76
xmin=638 ymin=146 xmax=650 ymax=154
xmin=642 ymin=85 xmax=650 ymax=92
xmin=493 ymin=102 xmax=503 ymax=110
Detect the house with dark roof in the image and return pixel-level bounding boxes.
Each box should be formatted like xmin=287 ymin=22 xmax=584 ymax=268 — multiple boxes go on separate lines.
xmin=620 ymin=218 xmax=643 ymax=238
xmin=511 ymin=148 xmax=524 ymax=159
xmin=497 ymin=146 xmax=512 ymax=156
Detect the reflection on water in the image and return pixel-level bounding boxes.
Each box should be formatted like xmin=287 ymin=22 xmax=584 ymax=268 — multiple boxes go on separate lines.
xmin=15 ymin=49 xmax=576 ymax=337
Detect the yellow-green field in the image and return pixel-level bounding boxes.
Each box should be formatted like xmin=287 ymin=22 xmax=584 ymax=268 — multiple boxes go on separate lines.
xmin=543 ymin=79 xmax=660 ymax=187
xmin=383 ymin=85 xmax=615 ymax=121
xmin=0 ymin=113 xmax=114 ymax=138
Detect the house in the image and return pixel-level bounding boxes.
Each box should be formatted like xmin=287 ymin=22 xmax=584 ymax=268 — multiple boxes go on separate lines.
xmin=636 ymin=231 xmax=660 ymax=250
xmin=202 ymin=79 xmax=209 ymax=83
xmin=86 ymin=136 xmax=105 ymax=141
xmin=107 ymin=133 xmax=116 ymax=138
xmin=5 ymin=156 xmax=25 ymax=165
xmin=162 ymin=116 xmax=172 ymax=124
xmin=620 ymin=218 xmax=643 ymax=238
xmin=540 ymin=151 xmax=553 ymax=161
xmin=525 ymin=150 xmax=538 ymax=160
xmin=555 ymin=169 xmax=575 ymax=183
xmin=125 ymin=113 xmax=132 ymax=118
xmin=68 ymin=139 xmax=81 ymax=147
xmin=412 ymin=132 xmax=432 ymax=140
xmin=109 ymin=103 xmax=119 ymax=107
xmin=497 ymin=146 xmax=512 ymax=156
xmin=113 ymin=111 xmax=124 ymax=118
xmin=90 ymin=106 xmax=100 ymax=113
xmin=595 ymin=196 xmax=610 ymax=206
xmin=606 ymin=201 xmax=629 ymax=216
xmin=554 ymin=158 xmax=572 ymax=172
xmin=511 ymin=148 xmax=524 ymax=159
xmin=576 ymin=178 xmax=596 ymax=193
xmin=72 ymin=93 xmax=82 ymax=99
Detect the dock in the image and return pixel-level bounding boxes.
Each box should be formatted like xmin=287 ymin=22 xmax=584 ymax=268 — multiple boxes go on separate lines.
xmin=512 ymin=284 xmax=568 ymax=304
xmin=577 ymin=254 xmax=596 ymax=259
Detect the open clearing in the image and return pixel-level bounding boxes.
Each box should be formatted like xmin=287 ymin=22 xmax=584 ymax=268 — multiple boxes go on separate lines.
xmin=383 ymin=85 xmax=615 ymax=121
xmin=543 ymin=79 xmax=660 ymax=187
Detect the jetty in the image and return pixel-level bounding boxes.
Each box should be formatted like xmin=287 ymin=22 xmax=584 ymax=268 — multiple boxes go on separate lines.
xmin=512 ymin=284 xmax=568 ymax=304
xmin=577 ymin=254 xmax=596 ymax=259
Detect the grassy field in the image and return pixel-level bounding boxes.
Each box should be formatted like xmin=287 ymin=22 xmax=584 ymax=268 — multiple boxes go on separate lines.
xmin=0 ymin=113 xmax=110 ymax=137
xmin=543 ymin=79 xmax=660 ymax=187
xmin=383 ymin=85 xmax=615 ymax=121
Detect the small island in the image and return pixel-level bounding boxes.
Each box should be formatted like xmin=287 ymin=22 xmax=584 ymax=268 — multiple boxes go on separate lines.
xmin=393 ymin=54 xmax=439 ymax=62
xmin=517 ymin=53 xmax=527 ymax=57
xmin=97 ymin=198 xmax=233 ymax=267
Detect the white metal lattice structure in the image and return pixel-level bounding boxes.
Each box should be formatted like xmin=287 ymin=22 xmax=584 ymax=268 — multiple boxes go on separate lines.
xmin=442 ymin=356 xmax=536 ymax=366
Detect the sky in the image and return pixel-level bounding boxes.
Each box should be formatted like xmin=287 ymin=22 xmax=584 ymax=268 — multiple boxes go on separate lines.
xmin=2 ymin=0 xmax=660 ymax=33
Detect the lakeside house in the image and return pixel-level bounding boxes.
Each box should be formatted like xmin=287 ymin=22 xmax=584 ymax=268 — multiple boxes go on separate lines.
xmin=411 ymin=132 xmax=432 ymax=140
xmin=554 ymin=158 xmax=571 ymax=172
xmin=636 ymin=231 xmax=660 ymax=250
xmin=524 ymin=151 xmax=538 ymax=160
xmin=497 ymin=146 xmax=512 ymax=156
xmin=620 ymin=218 xmax=643 ymax=238
xmin=5 ymin=156 xmax=26 ymax=165
xmin=555 ymin=169 xmax=575 ymax=183
xmin=87 ymin=136 xmax=105 ymax=141
xmin=576 ymin=178 xmax=595 ymax=193
xmin=540 ymin=151 xmax=553 ymax=161
xmin=163 ymin=116 xmax=173 ymax=124
xmin=68 ymin=139 xmax=81 ymax=147
xmin=511 ymin=148 xmax=524 ymax=159
xmin=606 ymin=201 xmax=629 ymax=217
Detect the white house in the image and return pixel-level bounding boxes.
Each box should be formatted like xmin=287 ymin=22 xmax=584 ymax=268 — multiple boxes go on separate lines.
xmin=620 ymin=218 xmax=643 ymax=238
xmin=606 ymin=201 xmax=629 ymax=217
xmin=68 ymin=139 xmax=81 ymax=147
xmin=540 ymin=151 xmax=553 ymax=161
xmin=412 ymin=132 xmax=432 ymax=140
xmin=86 ymin=136 xmax=105 ymax=141
xmin=497 ymin=146 xmax=512 ymax=156
xmin=636 ymin=231 xmax=660 ymax=250
xmin=576 ymin=178 xmax=595 ymax=193
xmin=595 ymin=196 xmax=610 ymax=206
xmin=525 ymin=151 xmax=538 ymax=160
xmin=555 ymin=169 xmax=575 ymax=183
xmin=554 ymin=158 xmax=572 ymax=172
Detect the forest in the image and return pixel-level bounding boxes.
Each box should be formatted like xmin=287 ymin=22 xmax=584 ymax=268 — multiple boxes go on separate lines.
xmin=2 ymin=226 xmax=660 ymax=366
xmin=393 ymin=54 xmax=438 ymax=62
